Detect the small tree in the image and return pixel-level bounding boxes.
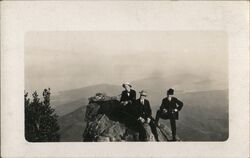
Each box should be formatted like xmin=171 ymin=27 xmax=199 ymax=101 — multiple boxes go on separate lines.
xmin=25 ymin=88 xmax=60 ymax=142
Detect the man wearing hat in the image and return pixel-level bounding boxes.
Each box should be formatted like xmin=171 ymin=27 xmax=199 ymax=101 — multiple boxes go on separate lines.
xmin=119 ymin=82 xmax=137 ymax=138
xmin=134 ymin=90 xmax=159 ymax=141
xmin=120 ymin=82 xmax=136 ymax=106
xmin=155 ymin=88 xmax=184 ymax=141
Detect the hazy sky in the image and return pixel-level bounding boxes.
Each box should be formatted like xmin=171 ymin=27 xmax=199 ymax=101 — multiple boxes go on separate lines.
xmin=25 ymin=31 xmax=228 ymax=93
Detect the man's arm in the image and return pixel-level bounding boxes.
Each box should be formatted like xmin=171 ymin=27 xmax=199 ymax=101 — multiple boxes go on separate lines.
xmin=134 ymin=102 xmax=141 ymax=119
xmin=146 ymin=100 xmax=152 ymax=117
xmin=120 ymin=91 xmax=125 ymax=102
xmin=176 ymin=98 xmax=183 ymax=111
xmin=159 ymin=99 xmax=166 ymax=111
xmin=134 ymin=102 xmax=144 ymax=122
xmin=132 ymin=90 xmax=136 ymax=101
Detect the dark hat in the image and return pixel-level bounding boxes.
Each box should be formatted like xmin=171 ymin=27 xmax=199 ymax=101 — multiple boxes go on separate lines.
xmin=167 ymin=88 xmax=174 ymax=95
xmin=139 ymin=90 xmax=147 ymax=96
xmin=122 ymin=82 xmax=132 ymax=88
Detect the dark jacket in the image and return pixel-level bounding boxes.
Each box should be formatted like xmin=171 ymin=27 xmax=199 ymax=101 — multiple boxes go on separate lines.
xmin=159 ymin=97 xmax=183 ymax=120
xmin=134 ymin=99 xmax=152 ymax=120
xmin=120 ymin=89 xmax=136 ymax=103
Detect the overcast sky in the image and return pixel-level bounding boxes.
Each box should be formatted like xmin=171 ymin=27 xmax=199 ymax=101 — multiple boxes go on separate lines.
xmin=25 ymin=31 xmax=228 ymax=93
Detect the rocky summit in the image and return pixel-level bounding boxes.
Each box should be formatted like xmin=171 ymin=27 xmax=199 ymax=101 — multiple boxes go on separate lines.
xmin=82 ymin=94 xmax=180 ymax=142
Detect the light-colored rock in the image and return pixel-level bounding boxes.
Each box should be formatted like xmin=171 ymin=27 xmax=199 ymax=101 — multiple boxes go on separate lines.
xmin=97 ymin=136 xmax=110 ymax=142
xmin=143 ymin=123 xmax=156 ymax=141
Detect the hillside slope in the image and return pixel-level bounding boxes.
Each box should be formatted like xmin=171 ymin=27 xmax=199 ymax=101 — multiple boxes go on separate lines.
xmin=58 ymin=105 xmax=87 ymax=142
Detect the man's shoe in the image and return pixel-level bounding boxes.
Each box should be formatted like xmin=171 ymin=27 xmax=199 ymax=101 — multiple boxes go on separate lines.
xmin=172 ymin=137 xmax=177 ymax=141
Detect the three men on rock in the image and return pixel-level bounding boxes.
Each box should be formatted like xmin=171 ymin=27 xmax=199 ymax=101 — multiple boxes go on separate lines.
xmin=120 ymin=82 xmax=184 ymax=141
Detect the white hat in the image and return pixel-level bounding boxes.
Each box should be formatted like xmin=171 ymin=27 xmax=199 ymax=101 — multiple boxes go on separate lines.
xmin=122 ymin=82 xmax=132 ymax=88
xmin=139 ymin=90 xmax=147 ymax=96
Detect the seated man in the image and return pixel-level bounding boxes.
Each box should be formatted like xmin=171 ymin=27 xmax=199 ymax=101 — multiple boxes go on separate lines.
xmin=155 ymin=88 xmax=183 ymax=141
xmin=120 ymin=82 xmax=136 ymax=106
xmin=120 ymin=82 xmax=137 ymax=115
xmin=134 ymin=90 xmax=159 ymax=141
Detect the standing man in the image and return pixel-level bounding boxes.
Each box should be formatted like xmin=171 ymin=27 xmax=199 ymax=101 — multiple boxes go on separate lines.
xmin=155 ymin=88 xmax=183 ymax=141
xmin=135 ymin=90 xmax=159 ymax=141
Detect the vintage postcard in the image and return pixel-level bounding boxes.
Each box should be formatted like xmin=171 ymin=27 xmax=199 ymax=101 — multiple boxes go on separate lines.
xmin=1 ymin=1 xmax=249 ymax=158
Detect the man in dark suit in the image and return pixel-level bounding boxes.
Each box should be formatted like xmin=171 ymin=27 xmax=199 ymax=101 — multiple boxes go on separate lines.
xmin=155 ymin=88 xmax=183 ymax=141
xmin=120 ymin=82 xmax=136 ymax=106
xmin=119 ymin=82 xmax=137 ymax=127
xmin=134 ymin=90 xmax=159 ymax=141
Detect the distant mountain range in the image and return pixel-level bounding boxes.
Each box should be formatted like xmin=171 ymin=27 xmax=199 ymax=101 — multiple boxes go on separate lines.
xmin=51 ymin=84 xmax=122 ymax=116
xmin=51 ymin=74 xmax=228 ymax=141
xmin=52 ymin=74 xmax=227 ymax=116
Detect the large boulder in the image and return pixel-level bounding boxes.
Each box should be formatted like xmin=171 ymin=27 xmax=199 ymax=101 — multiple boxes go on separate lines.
xmin=157 ymin=124 xmax=181 ymax=141
xmin=82 ymin=94 xmax=180 ymax=142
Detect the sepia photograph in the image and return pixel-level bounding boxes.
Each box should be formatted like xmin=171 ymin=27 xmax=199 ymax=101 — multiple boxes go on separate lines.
xmin=1 ymin=1 xmax=249 ymax=157
xmin=24 ymin=31 xmax=228 ymax=142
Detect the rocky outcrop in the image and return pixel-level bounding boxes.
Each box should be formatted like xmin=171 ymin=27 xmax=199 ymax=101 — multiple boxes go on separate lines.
xmin=82 ymin=94 xmax=180 ymax=142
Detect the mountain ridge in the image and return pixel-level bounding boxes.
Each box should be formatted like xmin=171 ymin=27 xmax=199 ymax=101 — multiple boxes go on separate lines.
xmin=52 ymin=73 xmax=227 ymax=116
xmin=58 ymin=89 xmax=228 ymax=141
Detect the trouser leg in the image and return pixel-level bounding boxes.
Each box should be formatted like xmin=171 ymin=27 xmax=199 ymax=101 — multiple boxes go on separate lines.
xmin=149 ymin=121 xmax=159 ymax=141
xmin=170 ymin=119 xmax=176 ymax=140
xmin=120 ymin=103 xmax=134 ymax=126
xmin=137 ymin=122 xmax=146 ymax=141
xmin=155 ymin=110 xmax=161 ymax=124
